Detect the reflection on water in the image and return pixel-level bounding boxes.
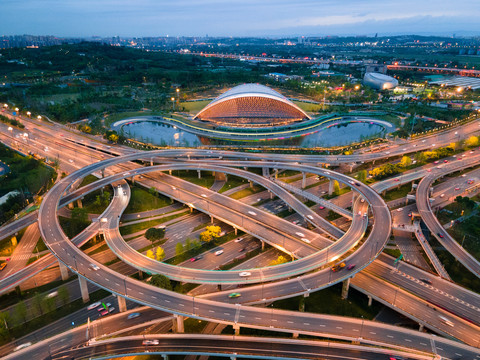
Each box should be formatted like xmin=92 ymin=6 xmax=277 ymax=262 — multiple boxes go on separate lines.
xmin=301 ymin=122 xmax=386 ymax=147
xmin=123 ymin=122 xmax=200 ymax=147
xmin=123 ymin=121 xmax=387 ymax=148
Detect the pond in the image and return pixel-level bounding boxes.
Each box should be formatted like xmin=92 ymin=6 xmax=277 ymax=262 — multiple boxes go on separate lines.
xmin=122 ymin=121 xmax=388 ymax=148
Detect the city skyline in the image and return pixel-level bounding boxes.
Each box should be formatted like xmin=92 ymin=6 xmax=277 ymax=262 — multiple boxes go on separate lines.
xmin=1 ymin=0 xmax=480 ymax=37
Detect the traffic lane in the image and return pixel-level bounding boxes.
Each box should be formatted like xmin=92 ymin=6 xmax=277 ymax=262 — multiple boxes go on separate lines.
xmin=48 ymin=336 xmax=423 ymax=360
xmin=368 ymin=259 xmax=480 ymax=325
xmin=351 ymin=272 xmax=480 ymax=345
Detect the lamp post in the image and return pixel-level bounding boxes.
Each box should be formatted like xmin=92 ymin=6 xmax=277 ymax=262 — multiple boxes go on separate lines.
xmin=171 ymin=97 xmax=175 ymax=111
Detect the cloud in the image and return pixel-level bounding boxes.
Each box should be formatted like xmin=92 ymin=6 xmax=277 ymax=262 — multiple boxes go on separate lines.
xmin=0 ymin=0 xmax=479 ymax=37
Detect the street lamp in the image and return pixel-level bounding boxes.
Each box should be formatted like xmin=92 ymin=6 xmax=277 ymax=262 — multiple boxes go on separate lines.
xmin=171 ymin=97 xmax=175 ymax=111
xmin=26 ymin=111 xmax=31 ymax=117
xmin=37 ymin=115 xmax=42 ymax=120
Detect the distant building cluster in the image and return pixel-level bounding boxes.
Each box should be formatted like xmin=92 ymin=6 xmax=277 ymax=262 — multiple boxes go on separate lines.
xmin=0 ymin=35 xmax=82 ymax=49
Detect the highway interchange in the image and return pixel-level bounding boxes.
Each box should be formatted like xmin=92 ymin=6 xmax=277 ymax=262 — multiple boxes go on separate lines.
xmin=0 ymin=113 xmax=480 ymax=359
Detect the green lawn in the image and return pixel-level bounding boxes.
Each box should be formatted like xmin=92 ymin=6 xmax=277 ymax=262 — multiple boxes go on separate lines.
xmin=383 ymin=183 xmax=412 ymax=202
xmin=0 ymin=228 xmax=26 ymax=257
xmin=219 ymin=175 xmax=249 ymax=193
xmin=119 ymin=211 xmax=188 ymax=236
xmin=229 ymin=186 xmax=263 ymax=200
xmin=180 ymin=100 xmax=210 ymax=113
xmin=124 ymin=186 xmax=171 ymax=214
xmin=170 ymin=170 xmax=215 ymax=188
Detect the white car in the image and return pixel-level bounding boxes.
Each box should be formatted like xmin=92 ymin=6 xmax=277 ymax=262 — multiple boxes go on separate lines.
xmin=14 ymin=343 xmax=32 ymax=352
xmin=397 ymin=208 xmax=403 ymax=212
xmin=201 ymin=194 xmax=207 ymax=197
xmin=348 ymin=180 xmax=355 ymax=185
xmin=295 ymin=232 xmax=305 ymax=237
xmin=89 ymin=263 xmax=100 ymax=271
xmin=306 ymin=215 xmax=313 ymax=220
xmin=440 ymin=194 xmax=445 ymax=198
xmin=87 ymin=301 xmax=102 ymax=310
xmin=46 ymin=291 xmax=58 ymax=299
xmin=239 ymin=272 xmax=251 ymax=277
xmin=215 ymin=250 xmax=224 ymax=256
xmin=234 ymin=237 xmax=244 ymax=242
xmin=248 ymin=211 xmax=257 ymax=216
xmin=301 ymin=238 xmax=311 ymax=244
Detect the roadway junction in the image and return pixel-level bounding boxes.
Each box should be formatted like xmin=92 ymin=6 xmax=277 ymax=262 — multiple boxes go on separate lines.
xmin=0 ymin=113 xmax=480 ymax=360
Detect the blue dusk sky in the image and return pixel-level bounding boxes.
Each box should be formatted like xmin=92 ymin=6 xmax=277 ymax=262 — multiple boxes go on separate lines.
xmin=1 ymin=0 xmax=479 ymax=37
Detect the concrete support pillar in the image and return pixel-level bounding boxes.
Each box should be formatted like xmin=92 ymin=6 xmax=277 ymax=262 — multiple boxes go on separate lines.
xmin=352 ymin=191 xmax=357 ymax=204
xmin=261 ymin=240 xmax=265 ymax=251
xmin=150 ymin=158 xmax=153 ymax=166
xmin=210 ymin=215 xmax=214 ymax=224
xmin=78 ymin=276 xmax=90 ymax=303
xmin=429 ymin=187 xmax=434 ymax=196
xmin=117 ymin=295 xmax=127 ymax=312
xmin=249 ymin=180 xmax=253 ymax=189
xmin=169 ymin=170 xmax=172 ymax=175
xmin=329 ymin=179 xmax=334 ymax=195
xmin=234 ymin=227 xmax=238 ymax=235
xmin=131 ymin=176 xmax=135 ymax=185
xmin=302 ymin=172 xmax=306 ymax=189
xmin=419 ymin=323 xmax=424 ymax=332
xmin=341 ymin=277 xmax=351 ymax=300
xmin=197 ymin=170 xmax=201 ymax=179
xmin=101 ymin=168 xmax=105 ymax=178
xmin=233 ymin=324 xmax=240 ymax=335
xmin=162 ymin=355 xmax=168 ymax=360
xmin=292 ymin=333 xmax=299 ymax=339
xmin=263 ymin=167 xmax=269 ymax=177
xmin=217 ymin=284 xmax=222 ymax=291
xmin=76 ymin=199 xmax=83 ymax=208
xmin=173 ymin=314 xmax=184 ymax=333
xmin=269 ymin=191 xmax=273 ymax=199
xmin=274 ymin=169 xmax=278 ymax=179
xmin=59 ymin=261 xmax=69 ymax=281
xmin=349 ymin=163 xmax=355 ymax=172
xmin=367 ymin=295 xmax=372 ymax=307
xmin=189 ymin=206 xmax=193 ymax=213
xmin=68 ymin=202 xmax=74 ymax=209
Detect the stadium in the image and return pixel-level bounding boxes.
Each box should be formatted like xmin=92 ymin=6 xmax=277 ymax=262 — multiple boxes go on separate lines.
xmin=194 ymin=83 xmax=311 ymax=128
xmin=363 ymin=72 xmax=398 ymax=90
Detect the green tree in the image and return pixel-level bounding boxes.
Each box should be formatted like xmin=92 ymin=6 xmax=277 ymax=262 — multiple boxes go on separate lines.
xmin=71 ymin=207 xmax=88 ymax=223
xmin=58 ymin=285 xmax=69 ymax=306
xmin=156 ymin=246 xmax=165 ymax=261
xmin=414 ymin=151 xmax=426 ymax=164
xmin=108 ymin=133 xmax=119 ymax=143
xmin=149 ymin=187 xmax=157 ymax=196
xmin=14 ymin=301 xmax=27 ymax=325
xmin=149 ymin=274 xmax=172 ymax=290
xmin=357 ymin=170 xmax=367 ymax=183
xmin=184 ymin=238 xmax=192 ymax=252
xmin=175 ymin=242 xmax=184 ymax=256
xmin=146 ymin=249 xmax=155 ymax=259
xmin=10 ymin=236 xmax=17 ymax=247
xmin=145 ymin=227 xmax=165 ymax=248
xmin=42 ymin=296 xmax=56 ymax=314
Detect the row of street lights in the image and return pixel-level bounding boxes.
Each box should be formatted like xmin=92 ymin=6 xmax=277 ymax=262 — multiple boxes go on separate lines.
xmin=3 ymin=103 xmax=42 ymax=120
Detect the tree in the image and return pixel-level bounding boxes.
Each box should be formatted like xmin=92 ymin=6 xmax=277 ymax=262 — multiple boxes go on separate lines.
xmin=357 ymin=170 xmax=367 ymax=183
xmin=400 ymin=155 xmax=412 ymax=167
xmin=184 ymin=238 xmax=192 ymax=252
xmin=14 ymin=301 xmax=27 ymax=325
xmin=269 ymin=255 xmax=288 ymax=266
xmin=149 ymin=274 xmax=172 ymax=290
xmin=333 ymin=180 xmax=341 ymax=196
xmin=58 ymin=285 xmax=69 ymax=306
xmin=71 ymin=207 xmax=88 ymax=223
xmin=10 ymin=236 xmax=17 ymax=247
xmin=414 ymin=151 xmax=426 ymax=164
xmin=200 ymin=225 xmax=221 ymax=243
xmin=146 ymin=249 xmax=155 ymax=259
xmin=465 ymin=136 xmax=479 ymax=148
xmin=175 ymin=242 xmax=184 ymax=256
xmin=145 ymin=227 xmax=165 ymax=248
xmin=148 ymin=187 xmax=157 ymax=196
xmin=108 ymin=133 xmax=119 ymax=143
xmin=156 ymin=246 xmax=165 ymax=261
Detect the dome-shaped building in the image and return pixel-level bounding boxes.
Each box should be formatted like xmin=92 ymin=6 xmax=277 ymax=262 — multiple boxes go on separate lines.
xmin=363 ymin=72 xmax=399 ymax=90
xmin=194 ymin=84 xmax=310 ymax=128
